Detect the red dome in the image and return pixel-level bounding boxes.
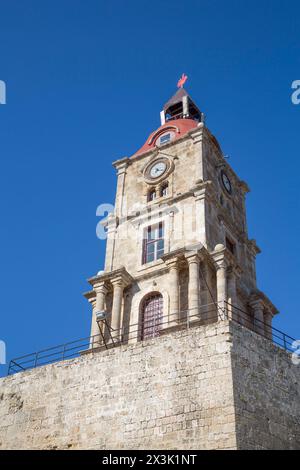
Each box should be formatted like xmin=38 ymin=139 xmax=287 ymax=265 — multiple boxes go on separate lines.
xmin=134 ymin=119 xmax=198 ymax=157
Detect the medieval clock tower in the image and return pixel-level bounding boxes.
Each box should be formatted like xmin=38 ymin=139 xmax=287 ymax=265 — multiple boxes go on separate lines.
xmin=4 ymin=81 xmax=300 ymax=452
xmin=85 ymin=84 xmax=278 ymax=344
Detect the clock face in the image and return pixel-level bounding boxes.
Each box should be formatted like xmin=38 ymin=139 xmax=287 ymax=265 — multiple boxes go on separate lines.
xmin=221 ymin=171 xmax=232 ymax=194
xmin=150 ymin=161 xmax=167 ymax=179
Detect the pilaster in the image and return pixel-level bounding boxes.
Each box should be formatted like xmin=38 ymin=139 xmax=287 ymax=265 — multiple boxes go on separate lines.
xmin=112 ymin=157 xmax=130 ymax=219
xmin=191 ymin=123 xmax=204 ymax=184
xmin=164 ymin=257 xmax=180 ymax=323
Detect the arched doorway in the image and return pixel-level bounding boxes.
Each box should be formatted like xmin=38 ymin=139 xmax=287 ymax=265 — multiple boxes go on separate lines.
xmin=141 ymin=293 xmax=163 ymax=340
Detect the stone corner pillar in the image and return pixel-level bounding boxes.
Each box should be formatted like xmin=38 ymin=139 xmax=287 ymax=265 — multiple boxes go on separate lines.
xmin=113 ymin=158 xmax=130 ymax=217
xmin=191 ymin=127 xmax=204 ymax=184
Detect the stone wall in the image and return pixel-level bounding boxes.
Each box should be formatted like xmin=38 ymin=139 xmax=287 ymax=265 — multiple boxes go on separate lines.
xmin=0 ymin=321 xmax=300 ymax=450
xmin=231 ymin=324 xmax=300 ymax=450
xmin=0 ymin=322 xmax=236 ymax=450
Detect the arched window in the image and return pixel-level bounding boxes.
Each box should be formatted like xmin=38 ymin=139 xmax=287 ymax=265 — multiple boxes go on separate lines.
xmin=147 ymin=188 xmax=156 ymax=202
xmin=141 ymin=293 xmax=163 ymax=340
xmin=160 ymin=182 xmax=168 ymax=197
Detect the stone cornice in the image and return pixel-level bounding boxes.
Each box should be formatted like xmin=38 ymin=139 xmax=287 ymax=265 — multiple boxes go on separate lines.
xmin=249 ymin=290 xmax=279 ymax=316
xmin=161 ymin=247 xmax=187 ymax=263
xmin=184 ymin=244 xmax=213 ymax=266
xmin=168 ymin=190 xmax=194 ymax=205
xmin=83 ymin=290 xmax=96 ymax=302
xmin=134 ymin=263 xmax=168 ymax=281
xmin=210 ymin=244 xmax=241 ymax=272
xmin=192 ymin=180 xmax=215 ymax=202
xmin=112 ymin=157 xmax=131 ymax=170
xmin=136 ymin=245 xmax=212 ymax=280
xmin=128 ymin=202 xmax=176 ymax=228
xmin=190 ymin=122 xmax=204 ymax=143
xmin=247 ymin=239 xmax=261 ymax=256
xmin=238 ymin=180 xmax=250 ymax=194
xmin=88 ymin=267 xmax=134 ymax=288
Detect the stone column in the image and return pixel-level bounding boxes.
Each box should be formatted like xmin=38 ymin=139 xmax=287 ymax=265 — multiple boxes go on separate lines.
xmin=199 ymin=264 xmax=209 ymax=320
xmin=92 ymin=282 xmax=109 ymax=346
xmin=166 ymin=258 xmax=180 ymax=323
xmin=227 ymin=268 xmax=237 ymax=321
xmin=95 ymin=282 xmax=108 ymax=313
xmin=88 ymin=297 xmax=98 ymax=348
xmin=213 ymin=244 xmax=227 ymax=320
xmin=216 ymin=264 xmax=227 ymax=319
xmin=111 ymin=277 xmax=124 ymax=341
xmin=264 ymin=310 xmax=273 ymax=340
xmin=186 ymin=253 xmax=200 ymax=320
xmin=250 ymin=299 xmax=265 ymax=336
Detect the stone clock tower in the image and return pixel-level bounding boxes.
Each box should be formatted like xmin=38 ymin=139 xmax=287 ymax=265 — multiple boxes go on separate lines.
xmin=85 ymin=87 xmax=278 ymax=343
xmin=2 ymin=85 xmax=300 ymax=451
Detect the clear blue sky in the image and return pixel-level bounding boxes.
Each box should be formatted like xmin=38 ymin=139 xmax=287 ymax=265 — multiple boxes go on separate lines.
xmin=0 ymin=0 xmax=299 ymax=376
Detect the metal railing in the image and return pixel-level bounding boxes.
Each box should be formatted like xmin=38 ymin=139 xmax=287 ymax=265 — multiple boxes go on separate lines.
xmin=225 ymin=301 xmax=296 ymax=353
xmin=7 ymin=302 xmax=296 ymax=375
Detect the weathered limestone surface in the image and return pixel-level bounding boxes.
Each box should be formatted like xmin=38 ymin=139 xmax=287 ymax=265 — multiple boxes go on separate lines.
xmin=232 ymin=325 xmax=300 ymax=450
xmin=0 ymin=321 xmax=299 ymax=450
xmin=0 ymin=323 xmax=235 ymax=450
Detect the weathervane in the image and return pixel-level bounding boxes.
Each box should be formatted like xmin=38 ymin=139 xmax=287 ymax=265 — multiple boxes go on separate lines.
xmin=177 ymin=73 xmax=188 ymax=88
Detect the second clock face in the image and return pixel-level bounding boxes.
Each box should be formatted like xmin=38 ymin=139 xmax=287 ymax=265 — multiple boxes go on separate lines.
xmin=221 ymin=171 xmax=232 ymax=194
xmin=149 ymin=161 xmax=167 ymax=179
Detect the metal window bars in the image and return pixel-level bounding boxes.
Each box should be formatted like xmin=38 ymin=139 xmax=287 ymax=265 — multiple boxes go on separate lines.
xmin=7 ymin=301 xmax=296 ymax=375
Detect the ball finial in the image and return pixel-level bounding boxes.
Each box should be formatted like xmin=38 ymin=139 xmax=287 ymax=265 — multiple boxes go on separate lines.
xmin=215 ymin=244 xmax=225 ymax=252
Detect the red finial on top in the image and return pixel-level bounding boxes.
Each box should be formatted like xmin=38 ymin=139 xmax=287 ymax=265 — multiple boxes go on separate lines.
xmin=177 ymin=73 xmax=188 ymax=88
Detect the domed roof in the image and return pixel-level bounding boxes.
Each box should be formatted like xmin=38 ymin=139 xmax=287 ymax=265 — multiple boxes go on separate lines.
xmin=134 ymin=118 xmax=198 ymax=157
